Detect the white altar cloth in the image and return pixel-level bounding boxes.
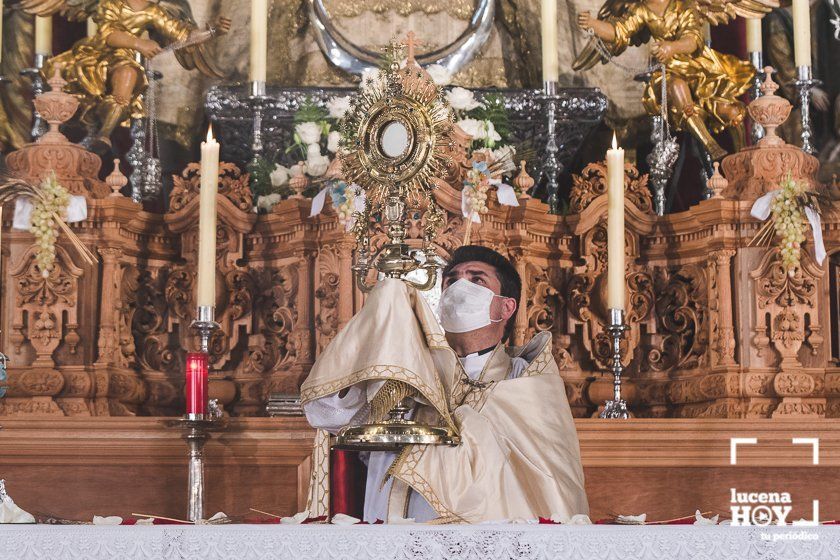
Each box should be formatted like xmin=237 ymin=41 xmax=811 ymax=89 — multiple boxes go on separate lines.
xmin=0 ymin=523 xmax=835 ymax=560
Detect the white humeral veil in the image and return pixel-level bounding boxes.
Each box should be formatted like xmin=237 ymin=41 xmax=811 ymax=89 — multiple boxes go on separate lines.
xmin=301 ymin=278 xmax=589 ymax=523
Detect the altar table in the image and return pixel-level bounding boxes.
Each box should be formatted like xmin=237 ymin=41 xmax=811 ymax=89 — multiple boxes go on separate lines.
xmin=0 ymin=524 xmax=835 ymax=560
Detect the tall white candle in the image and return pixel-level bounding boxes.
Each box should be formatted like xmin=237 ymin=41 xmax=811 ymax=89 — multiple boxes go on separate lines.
xmin=197 ymin=126 xmax=220 ymax=308
xmin=87 ymin=17 xmax=97 ymax=38
xmin=34 ymin=15 xmax=52 ymax=56
xmin=606 ymin=133 xmax=625 ymax=311
xmin=745 ymin=18 xmax=762 ymax=53
xmin=250 ymin=0 xmax=268 ymax=83
xmin=792 ymin=0 xmax=811 ymax=67
xmin=541 ymin=0 xmax=558 ymax=82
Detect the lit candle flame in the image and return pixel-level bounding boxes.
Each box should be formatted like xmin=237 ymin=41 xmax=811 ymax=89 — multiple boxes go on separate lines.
xmin=206 ymin=124 xmax=214 ymax=142
xmin=611 ymin=132 xmax=618 ymax=150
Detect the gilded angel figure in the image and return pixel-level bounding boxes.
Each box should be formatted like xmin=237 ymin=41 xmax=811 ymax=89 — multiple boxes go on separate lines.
xmin=574 ymin=0 xmax=778 ymax=159
xmin=21 ymin=0 xmax=231 ymax=151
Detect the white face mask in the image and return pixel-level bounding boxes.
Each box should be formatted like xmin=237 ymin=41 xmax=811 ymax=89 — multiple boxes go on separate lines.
xmin=438 ymin=278 xmax=504 ymax=333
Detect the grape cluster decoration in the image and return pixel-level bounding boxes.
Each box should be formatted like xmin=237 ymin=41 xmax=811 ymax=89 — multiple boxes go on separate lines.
xmin=462 ymin=161 xmax=491 ymax=219
xmin=770 ymin=175 xmax=808 ymax=277
xmin=30 ymin=173 xmax=70 ymax=279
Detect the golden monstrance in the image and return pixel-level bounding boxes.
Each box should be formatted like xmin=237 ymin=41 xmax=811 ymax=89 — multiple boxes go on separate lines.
xmin=334 ymin=35 xmax=460 ymax=450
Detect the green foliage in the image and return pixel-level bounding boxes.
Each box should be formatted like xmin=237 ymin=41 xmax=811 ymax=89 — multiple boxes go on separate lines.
xmin=468 ymin=93 xmax=511 ymax=143
xmin=247 ymin=157 xmax=277 ymax=198
xmin=293 ymin=97 xmax=329 ymax=124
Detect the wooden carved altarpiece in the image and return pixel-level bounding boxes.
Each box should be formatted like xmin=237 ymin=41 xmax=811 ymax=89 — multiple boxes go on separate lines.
xmin=1 ymin=73 xmax=838 ymax=419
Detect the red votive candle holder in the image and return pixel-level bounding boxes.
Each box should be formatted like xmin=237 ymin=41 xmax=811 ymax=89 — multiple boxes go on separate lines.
xmin=185 ymin=352 xmax=209 ymax=416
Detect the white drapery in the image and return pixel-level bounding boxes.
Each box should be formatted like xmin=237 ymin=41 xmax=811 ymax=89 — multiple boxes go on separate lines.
xmin=0 ymin=524 xmax=831 ymax=560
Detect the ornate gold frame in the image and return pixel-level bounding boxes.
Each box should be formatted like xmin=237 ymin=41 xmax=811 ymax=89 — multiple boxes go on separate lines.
xmin=340 ymin=42 xmax=456 ymax=293
xmin=333 ymin=40 xmax=459 ymax=449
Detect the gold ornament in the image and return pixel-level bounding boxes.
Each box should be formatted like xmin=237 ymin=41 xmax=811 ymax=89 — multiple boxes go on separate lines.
xmin=21 ymin=0 xmax=231 ymax=150
xmin=340 ymin=33 xmax=456 ymax=292
xmin=334 ymin=33 xmax=460 ymax=451
xmin=574 ymin=0 xmax=777 ymax=159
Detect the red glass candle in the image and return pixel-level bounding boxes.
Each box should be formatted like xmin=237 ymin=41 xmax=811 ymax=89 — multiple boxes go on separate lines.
xmin=185 ymin=352 xmax=209 ymax=416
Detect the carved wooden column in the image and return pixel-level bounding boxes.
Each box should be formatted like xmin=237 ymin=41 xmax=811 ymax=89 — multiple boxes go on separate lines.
xmin=292 ymin=248 xmax=316 ymax=385
xmin=510 ymin=248 xmax=528 ymax=347
xmin=337 ymin=237 xmax=356 ymax=329
xmin=95 ymin=248 xmax=122 ymax=367
xmin=709 ymin=249 xmax=737 ymax=367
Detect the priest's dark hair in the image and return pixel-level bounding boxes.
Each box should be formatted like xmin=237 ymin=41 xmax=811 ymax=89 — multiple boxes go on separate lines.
xmin=441 ymin=245 xmax=521 ymax=342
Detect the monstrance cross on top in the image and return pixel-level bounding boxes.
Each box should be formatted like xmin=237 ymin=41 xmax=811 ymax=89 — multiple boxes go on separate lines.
xmin=401 ymin=31 xmax=424 ymax=64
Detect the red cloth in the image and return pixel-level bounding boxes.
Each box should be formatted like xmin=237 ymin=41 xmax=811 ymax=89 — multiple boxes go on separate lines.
xmin=329 ymin=449 xmax=367 ymax=519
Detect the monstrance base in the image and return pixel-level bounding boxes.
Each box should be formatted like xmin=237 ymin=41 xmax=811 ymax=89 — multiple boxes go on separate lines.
xmin=334 ymin=420 xmax=459 ymax=451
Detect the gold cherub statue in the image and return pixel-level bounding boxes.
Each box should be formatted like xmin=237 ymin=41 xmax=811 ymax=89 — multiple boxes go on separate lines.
xmin=574 ymin=0 xmax=777 ymax=159
xmin=21 ymin=0 xmax=231 ymax=151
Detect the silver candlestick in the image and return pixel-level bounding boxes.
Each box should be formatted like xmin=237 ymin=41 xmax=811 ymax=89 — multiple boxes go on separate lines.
xmin=248 ymin=80 xmax=270 ymax=177
xmin=191 ymin=305 xmax=220 ymax=354
xmin=600 ymin=308 xmax=630 ymax=419
xmin=749 ymin=52 xmax=765 ymax=143
xmin=166 ymin=404 xmax=224 ymax=522
xmin=166 ymin=305 xmax=223 ymax=522
xmin=20 ymin=53 xmax=48 ymax=140
xmin=795 ymin=65 xmax=820 ymax=155
xmin=540 ymin=81 xmax=563 ymax=215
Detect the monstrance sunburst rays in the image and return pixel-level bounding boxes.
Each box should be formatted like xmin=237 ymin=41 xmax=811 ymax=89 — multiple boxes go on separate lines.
xmin=340 ymin=43 xmax=456 ymax=209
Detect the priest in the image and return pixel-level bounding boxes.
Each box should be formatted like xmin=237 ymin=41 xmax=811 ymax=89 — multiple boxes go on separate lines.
xmin=302 ymin=245 xmax=589 ymax=523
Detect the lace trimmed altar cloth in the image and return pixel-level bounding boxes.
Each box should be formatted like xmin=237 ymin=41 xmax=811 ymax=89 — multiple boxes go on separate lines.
xmin=0 ymin=524 xmax=833 ymax=560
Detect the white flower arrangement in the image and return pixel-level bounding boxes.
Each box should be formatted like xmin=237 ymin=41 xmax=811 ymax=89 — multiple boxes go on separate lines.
xmin=425 ymin=64 xmax=452 ymax=86
xmin=446 ymin=87 xmax=484 ymax=112
xmin=326 ymin=96 xmax=351 ymax=120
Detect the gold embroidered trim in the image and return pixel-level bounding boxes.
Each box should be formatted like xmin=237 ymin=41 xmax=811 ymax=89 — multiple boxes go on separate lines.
xmin=425 ymin=332 xmax=449 ymax=349
xmin=300 ymin=363 xmax=456 ymax=432
xmin=516 ymin=335 xmax=555 ymax=378
xmin=427 ymin=515 xmax=463 ymax=524
xmin=390 ymin=444 xmax=464 ymax=522
xmin=305 ymin=429 xmax=331 ymax=517
xmin=370 ymin=380 xmax=417 ymax=423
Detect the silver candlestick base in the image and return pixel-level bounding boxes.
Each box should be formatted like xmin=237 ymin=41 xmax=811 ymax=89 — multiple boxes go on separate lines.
xmin=190 ymin=305 xmax=220 ymax=354
xmin=165 ymin=407 xmax=225 ymax=522
xmin=749 ymin=52 xmax=765 ymax=143
xmin=600 ymin=308 xmax=630 ymax=419
xmin=248 ymin=81 xmax=270 ymax=176
xmin=795 ymin=65 xmax=821 ymax=155
xmin=540 ymin=81 xmax=563 ymax=215
xmin=20 ymin=53 xmax=48 ymax=141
